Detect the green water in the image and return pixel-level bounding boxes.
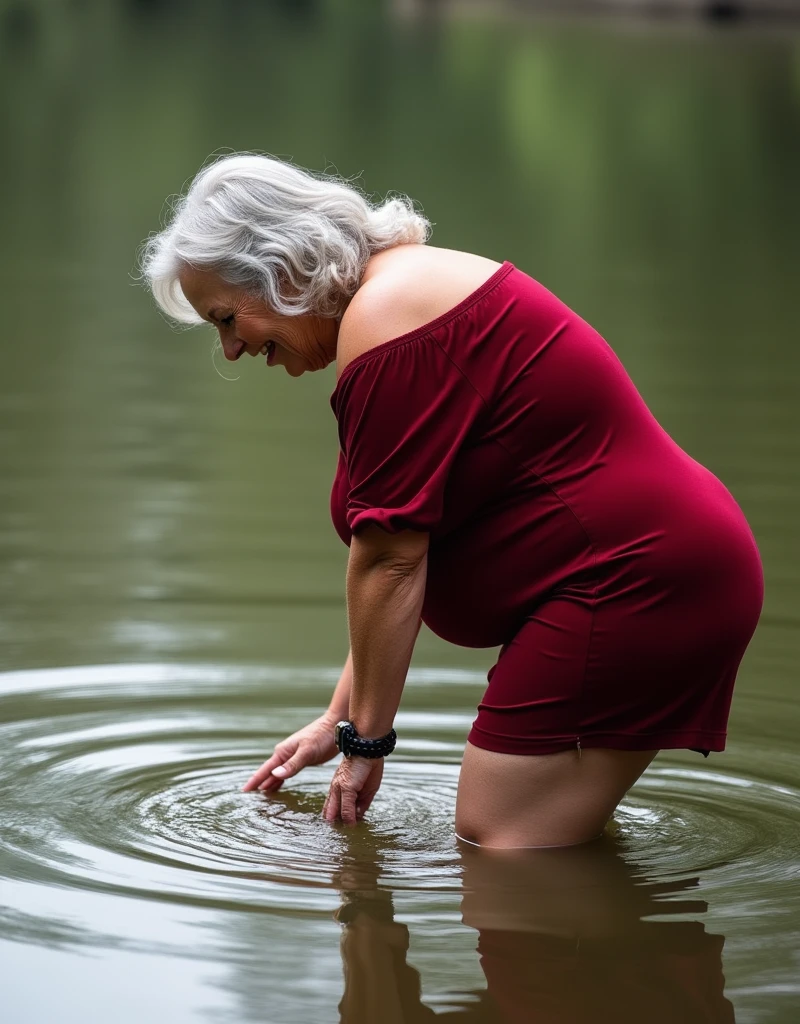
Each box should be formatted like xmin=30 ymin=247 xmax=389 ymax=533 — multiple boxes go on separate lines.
xmin=1 ymin=4 xmax=799 ymax=1022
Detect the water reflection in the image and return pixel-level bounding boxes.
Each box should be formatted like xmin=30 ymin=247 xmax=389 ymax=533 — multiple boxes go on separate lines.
xmin=3 ymin=661 xmax=799 ymax=1020
xmin=0 ymin=2 xmax=798 ymax=1021
xmin=334 ymin=836 xmax=733 ymax=1024
xmin=334 ymin=859 xmax=443 ymax=1023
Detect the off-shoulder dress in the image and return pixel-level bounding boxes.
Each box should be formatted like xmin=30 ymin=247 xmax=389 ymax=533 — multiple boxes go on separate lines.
xmin=330 ymin=262 xmax=763 ymax=756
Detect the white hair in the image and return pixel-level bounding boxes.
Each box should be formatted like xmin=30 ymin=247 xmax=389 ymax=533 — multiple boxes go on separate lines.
xmin=140 ymin=153 xmax=431 ymax=322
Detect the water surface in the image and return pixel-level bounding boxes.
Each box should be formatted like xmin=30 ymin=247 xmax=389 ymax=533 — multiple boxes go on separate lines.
xmin=1 ymin=5 xmax=798 ymax=1022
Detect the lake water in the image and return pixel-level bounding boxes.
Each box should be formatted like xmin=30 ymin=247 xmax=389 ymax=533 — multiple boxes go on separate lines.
xmin=1 ymin=4 xmax=798 ymax=1022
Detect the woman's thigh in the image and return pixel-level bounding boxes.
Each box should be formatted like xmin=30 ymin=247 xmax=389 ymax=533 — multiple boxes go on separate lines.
xmin=455 ymin=742 xmax=658 ymax=849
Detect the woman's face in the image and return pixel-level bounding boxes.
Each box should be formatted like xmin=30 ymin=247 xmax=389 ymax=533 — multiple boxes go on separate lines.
xmin=178 ymin=266 xmax=339 ymax=377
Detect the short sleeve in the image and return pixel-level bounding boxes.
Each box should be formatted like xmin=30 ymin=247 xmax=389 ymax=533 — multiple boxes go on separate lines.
xmin=331 ymin=338 xmax=486 ymax=534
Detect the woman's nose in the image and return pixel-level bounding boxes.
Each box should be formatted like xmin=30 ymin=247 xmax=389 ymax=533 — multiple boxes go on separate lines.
xmin=221 ymin=335 xmax=245 ymax=361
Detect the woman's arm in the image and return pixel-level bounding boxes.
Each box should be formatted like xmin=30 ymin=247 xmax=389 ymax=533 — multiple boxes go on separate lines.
xmin=328 ymin=649 xmax=354 ymax=721
xmin=323 ymin=524 xmax=428 ymax=824
xmin=346 ymin=525 xmax=428 ymax=737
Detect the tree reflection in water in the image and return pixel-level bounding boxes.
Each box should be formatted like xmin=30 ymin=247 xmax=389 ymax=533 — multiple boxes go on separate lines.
xmin=333 ymin=834 xmax=733 ymax=1023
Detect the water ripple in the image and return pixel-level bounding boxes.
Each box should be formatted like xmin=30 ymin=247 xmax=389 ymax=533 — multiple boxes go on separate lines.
xmin=1 ymin=664 xmax=466 ymax=915
xmin=2 ymin=662 xmax=799 ymax=931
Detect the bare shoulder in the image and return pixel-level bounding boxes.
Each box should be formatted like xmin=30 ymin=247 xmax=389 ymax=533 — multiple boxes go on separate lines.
xmin=336 ymin=246 xmax=503 ymax=379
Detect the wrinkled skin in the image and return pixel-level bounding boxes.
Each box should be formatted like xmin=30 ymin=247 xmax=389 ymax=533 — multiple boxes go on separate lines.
xmin=241 ymin=715 xmax=382 ymax=825
xmin=242 ymin=714 xmax=340 ymax=794
xmin=178 ymin=265 xmax=339 ymax=377
xmin=323 ymin=756 xmax=384 ymax=825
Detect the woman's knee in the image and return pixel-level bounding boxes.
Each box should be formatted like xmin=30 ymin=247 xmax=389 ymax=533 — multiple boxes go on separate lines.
xmin=455 ymin=742 xmax=658 ymax=850
xmin=455 ymin=804 xmax=605 ymax=851
xmin=455 ymin=743 xmax=591 ymax=848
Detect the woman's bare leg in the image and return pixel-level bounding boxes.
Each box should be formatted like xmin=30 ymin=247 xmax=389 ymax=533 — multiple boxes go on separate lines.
xmin=455 ymin=742 xmax=659 ymax=849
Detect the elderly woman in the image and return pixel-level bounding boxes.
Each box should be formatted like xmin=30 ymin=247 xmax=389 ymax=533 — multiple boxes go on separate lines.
xmin=142 ymin=153 xmax=763 ymax=849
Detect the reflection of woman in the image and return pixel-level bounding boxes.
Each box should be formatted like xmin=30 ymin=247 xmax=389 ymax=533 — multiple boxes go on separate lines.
xmin=143 ymin=153 xmax=763 ymax=846
xmin=459 ymin=838 xmax=735 ymax=1024
xmin=333 ymin=861 xmax=439 ymax=1024
xmin=334 ymin=838 xmax=734 ymax=1024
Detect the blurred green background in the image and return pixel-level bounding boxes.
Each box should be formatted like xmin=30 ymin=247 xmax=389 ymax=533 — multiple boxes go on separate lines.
xmin=1 ymin=4 xmax=799 ymax=1023
xmin=0 ymin=0 xmax=797 ymax=677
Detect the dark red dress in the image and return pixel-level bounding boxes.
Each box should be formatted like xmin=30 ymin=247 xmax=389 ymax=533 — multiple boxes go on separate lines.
xmin=330 ymin=262 xmax=763 ymax=756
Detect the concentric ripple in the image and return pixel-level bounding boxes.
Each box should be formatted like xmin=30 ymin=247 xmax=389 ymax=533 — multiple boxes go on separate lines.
xmin=1 ymin=664 xmax=467 ymax=918
xmin=617 ymin=762 xmax=800 ymax=893
xmin=2 ymin=662 xmax=799 ymax=948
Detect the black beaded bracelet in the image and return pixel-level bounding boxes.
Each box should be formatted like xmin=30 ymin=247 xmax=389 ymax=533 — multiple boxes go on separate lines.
xmin=334 ymin=720 xmax=396 ymax=759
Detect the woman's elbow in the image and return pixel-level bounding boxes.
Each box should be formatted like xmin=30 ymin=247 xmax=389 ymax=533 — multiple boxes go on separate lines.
xmin=350 ymin=525 xmax=429 ymax=572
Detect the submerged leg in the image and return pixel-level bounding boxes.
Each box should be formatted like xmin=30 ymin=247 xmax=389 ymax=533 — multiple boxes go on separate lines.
xmin=455 ymin=742 xmax=659 ymax=849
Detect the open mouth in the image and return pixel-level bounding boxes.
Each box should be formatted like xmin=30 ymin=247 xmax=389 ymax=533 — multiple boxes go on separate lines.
xmin=261 ymin=341 xmax=276 ymax=365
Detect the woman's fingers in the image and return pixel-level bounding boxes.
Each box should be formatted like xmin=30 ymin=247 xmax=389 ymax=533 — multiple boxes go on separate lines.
xmin=242 ymin=716 xmax=341 ymax=796
xmin=340 ymin=786 xmax=358 ymax=826
xmin=268 ymin=750 xmax=308 ymax=782
xmin=324 ymin=758 xmax=383 ymax=825
xmin=248 ymin=742 xmax=383 ymax=823
xmin=242 ymin=757 xmax=281 ymax=792
xmin=241 ymin=741 xmax=298 ymax=792
xmin=356 ymin=777 xmax=381 ymax=820
xmin=323 ymin=783 xmax=340 ymax=823
xmin=248 ymin=741 xmax=319 ymax=793
xmin=256 ymin=773 xmax=285 ymax=794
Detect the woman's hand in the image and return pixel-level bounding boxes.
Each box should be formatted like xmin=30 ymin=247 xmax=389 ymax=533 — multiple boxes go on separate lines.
xmin=323 ymin=756 xmax=384 ymax=825
xmin=242 ymin=713 xmax=339 ymax=794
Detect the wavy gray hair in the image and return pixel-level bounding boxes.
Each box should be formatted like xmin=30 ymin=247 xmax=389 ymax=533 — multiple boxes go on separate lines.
xmin=140 ymin=153 xmax=431 ymax=322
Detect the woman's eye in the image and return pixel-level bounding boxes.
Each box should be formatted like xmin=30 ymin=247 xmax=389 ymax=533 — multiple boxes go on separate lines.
xmin=220 ymin=315 xmax=234 ymax=326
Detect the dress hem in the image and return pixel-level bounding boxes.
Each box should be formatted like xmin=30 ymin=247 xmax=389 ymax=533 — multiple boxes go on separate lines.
xmin=467 ymin=724 xmax=727 ymax=756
